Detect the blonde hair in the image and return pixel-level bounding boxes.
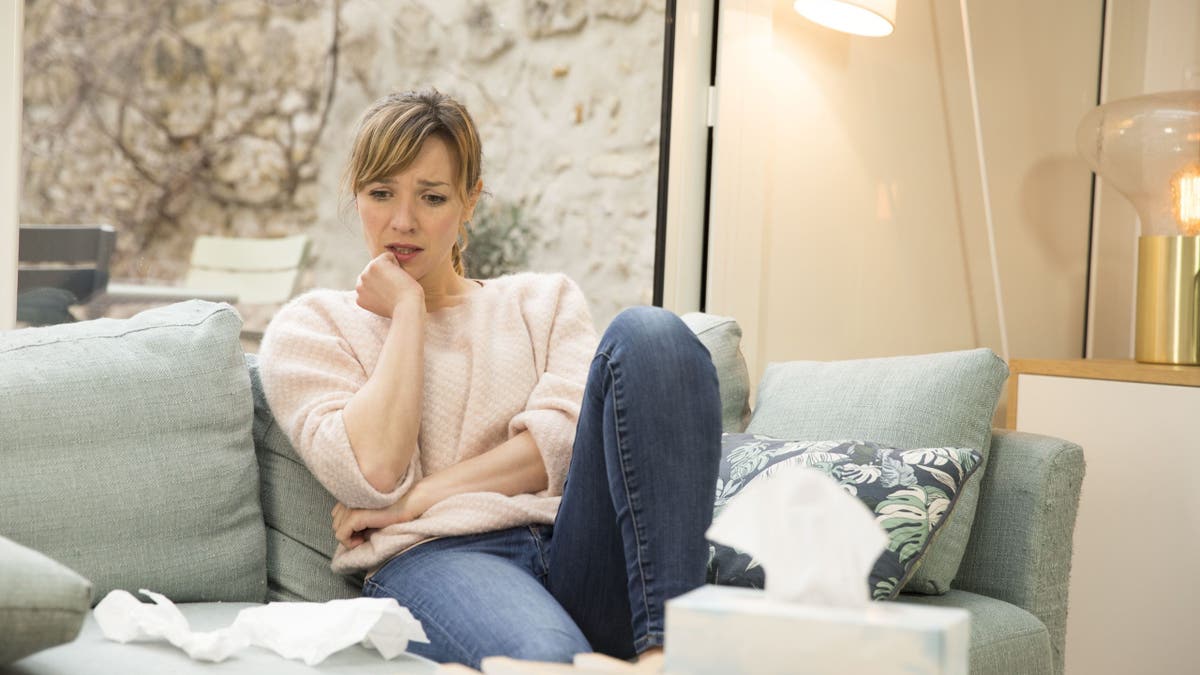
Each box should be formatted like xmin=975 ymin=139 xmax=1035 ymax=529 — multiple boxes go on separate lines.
xmin=346 ymin=89 xmax=483 ymax=276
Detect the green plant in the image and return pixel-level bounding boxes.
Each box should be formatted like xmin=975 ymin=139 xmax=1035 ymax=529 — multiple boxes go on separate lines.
xmin=463 ymin=202 xmax=537 ymax=279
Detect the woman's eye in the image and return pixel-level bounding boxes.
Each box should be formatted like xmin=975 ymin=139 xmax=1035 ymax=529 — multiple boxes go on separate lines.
xmin=423 ymin=194 xmax=447 ymax=205
xmin=368 ymin=189 xmax=391 ymax=200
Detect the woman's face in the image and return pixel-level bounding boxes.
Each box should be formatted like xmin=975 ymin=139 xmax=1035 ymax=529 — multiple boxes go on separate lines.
xmin=357 ymin=135 xmax=479 ymax=286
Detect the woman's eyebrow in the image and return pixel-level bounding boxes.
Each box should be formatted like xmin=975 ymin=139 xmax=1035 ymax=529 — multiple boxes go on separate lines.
xmin=416 ymin=179 xmax=449 ymax=188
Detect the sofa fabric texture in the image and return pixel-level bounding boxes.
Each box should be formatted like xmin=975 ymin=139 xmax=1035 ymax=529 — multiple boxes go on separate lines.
xmin=951 ymin=429 xmax=1085 ymax=675
xmin=746 ymin=348 xmax=1008 ymax=595
xmin=0 ymin=536 xmax=92 ymax=665
xmin=898 ymin=590 xmax=1053 ymax=675
xmin=0 ymin=301 xmax=267 ymax=605
xmin=247 ymin=354 xmax=364 ymax=603
xmin=680 ymin=313 xmax=751 ymax=433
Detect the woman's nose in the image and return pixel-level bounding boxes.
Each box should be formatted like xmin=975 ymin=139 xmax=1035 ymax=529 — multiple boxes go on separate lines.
xmin=388 ymin=201 xmax=418 ymax=232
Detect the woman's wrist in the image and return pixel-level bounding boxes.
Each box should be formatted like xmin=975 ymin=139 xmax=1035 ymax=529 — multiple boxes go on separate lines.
xmin=391 ymin=291 xmax=424 ymax=315
xmin=403 ymin=478 xmax=440 ymax=519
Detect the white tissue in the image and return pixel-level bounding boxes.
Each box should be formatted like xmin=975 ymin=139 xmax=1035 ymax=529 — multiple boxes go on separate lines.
xmin=93 ymin=589 xmax=428 ymax=665
xmin=706 ymin=464 xmax=888 ymax=607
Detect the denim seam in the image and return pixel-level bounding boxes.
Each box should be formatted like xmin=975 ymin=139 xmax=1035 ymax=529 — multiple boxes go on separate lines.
xmin=528 ymin=525 xmax=551 ymax=581
xmin=634 ymin=631 xmax=664 ymax=653
xmin=606 ymin=355 xmax=656 ymax=648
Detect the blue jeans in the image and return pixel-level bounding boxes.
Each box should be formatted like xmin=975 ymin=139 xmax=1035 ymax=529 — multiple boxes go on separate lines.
xmin=363 ymin=306 xmax=722 ymax=668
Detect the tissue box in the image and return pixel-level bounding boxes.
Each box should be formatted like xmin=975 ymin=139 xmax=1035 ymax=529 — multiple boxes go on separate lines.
xmin=665 ymin=586 xmax=968 ymax=675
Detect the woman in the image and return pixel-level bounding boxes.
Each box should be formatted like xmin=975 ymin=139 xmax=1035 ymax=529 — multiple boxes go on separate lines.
xmin=259 ymin=89 xmax=721 ymax=669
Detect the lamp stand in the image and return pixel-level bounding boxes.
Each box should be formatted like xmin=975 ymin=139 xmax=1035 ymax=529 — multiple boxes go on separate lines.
xmin=1135 ymin=235 xmax=1200 ymax=364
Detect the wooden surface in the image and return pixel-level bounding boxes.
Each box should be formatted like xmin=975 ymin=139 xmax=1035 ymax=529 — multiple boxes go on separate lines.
xmin=1006 ymin=358 xmax=1200 ymax=428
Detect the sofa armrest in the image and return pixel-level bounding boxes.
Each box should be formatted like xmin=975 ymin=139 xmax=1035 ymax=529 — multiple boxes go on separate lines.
xmin=953 ymin=428 xmax=1085 ymax=675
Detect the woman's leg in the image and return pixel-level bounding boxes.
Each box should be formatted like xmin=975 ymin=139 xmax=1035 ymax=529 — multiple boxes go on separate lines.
xmin=546 ymin=306 xmax=722 ymax=658
xmin=364 ymin=527 xmax=591 ymax=669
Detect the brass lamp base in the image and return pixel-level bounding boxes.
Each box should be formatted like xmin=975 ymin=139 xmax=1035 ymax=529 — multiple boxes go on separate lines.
xmin=1136 ymin=235 xmax=1200 ymax=365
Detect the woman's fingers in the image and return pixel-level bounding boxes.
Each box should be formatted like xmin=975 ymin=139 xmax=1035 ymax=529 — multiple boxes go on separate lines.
xmin=332 ymin=502 xmax=407 ymax=549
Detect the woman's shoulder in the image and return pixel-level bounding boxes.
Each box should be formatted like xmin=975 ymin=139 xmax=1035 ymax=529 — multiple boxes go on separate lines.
xmin=482 ymin=271 xmax=583 ymax=300
xmin=480 ymin=272 xmax=593 ymax=332
xmin=265 ymin=289 xmax=372 ymax=338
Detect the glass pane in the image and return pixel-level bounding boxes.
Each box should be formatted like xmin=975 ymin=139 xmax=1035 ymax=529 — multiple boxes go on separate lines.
xmin=19 ymin=0 xmax=665 ymax=335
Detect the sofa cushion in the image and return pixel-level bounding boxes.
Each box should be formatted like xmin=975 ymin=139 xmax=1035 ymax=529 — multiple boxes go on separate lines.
xmin=247 ymin=354 xmax=364 ymax=603
xmin=746 ymin=348 xmax=1007 ymax=594
xmin=681 ymin=313 xmax=751 ymax=433
xmin=896 ymin=590 xmax=1053 ymax=675
xmin=0 ymin=301 xmax=267 ymax=604
xmin=0 ymin=536 xmax=92 ymax=665
xmin=7 ymin=602 xmax=436 ymax=674
xmin=707 ymin=435 xmax=981 ymax=600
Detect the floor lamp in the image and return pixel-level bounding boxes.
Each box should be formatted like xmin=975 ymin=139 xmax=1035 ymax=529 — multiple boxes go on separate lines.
xmin=791 ymin=0 xmax=1011 ymax=362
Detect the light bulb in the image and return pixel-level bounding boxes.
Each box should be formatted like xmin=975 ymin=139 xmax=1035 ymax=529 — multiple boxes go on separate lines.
xmin=793 ymin=0 xmax=896 ymax=38
xmin=1177 ymin=167 xmax=1200 ymax=235
xmin=1077 ymin=90 xmax=1200 ymax=236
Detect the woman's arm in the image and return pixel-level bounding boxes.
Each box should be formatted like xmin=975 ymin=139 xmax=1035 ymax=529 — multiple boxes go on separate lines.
xmin=332 ymin=430 xmax=547 ymax=547
xmin=341 ymin=292 xmax=424 ymax=493
xmin=339 ymin=252 xmax=429 ymax=494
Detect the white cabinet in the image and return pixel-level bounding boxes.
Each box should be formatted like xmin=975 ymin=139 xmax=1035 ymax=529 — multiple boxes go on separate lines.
xmin=1008 ymin=359 xmax=1200 ymax=675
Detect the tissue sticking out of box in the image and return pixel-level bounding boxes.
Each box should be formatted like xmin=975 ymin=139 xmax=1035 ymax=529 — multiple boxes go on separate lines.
xmin=706 ymin=464 xmax=887 ymax=607
xmin=93 ymin=588 xmax=429 ymax=665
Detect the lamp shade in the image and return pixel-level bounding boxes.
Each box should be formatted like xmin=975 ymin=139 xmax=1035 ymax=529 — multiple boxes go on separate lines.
xmin=1077 ymin=90 xmax=1200 ymax=236
xmin=794 ymin=0 xmax=897 ymax=37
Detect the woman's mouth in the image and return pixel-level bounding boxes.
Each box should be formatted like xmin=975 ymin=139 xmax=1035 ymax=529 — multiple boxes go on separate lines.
xmin=386 ymin=245 xmax=422 ymax=263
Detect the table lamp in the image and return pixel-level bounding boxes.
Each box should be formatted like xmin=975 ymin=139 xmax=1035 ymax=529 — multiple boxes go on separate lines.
xmin=1077 ymin=90 xmax=1200 ymax=365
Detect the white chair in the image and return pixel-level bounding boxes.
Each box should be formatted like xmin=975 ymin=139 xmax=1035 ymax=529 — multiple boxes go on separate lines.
xmin=104 ymin=234 xmax=311 ymax=305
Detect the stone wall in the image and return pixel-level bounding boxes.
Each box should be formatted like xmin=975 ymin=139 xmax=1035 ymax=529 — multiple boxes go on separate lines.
xmin=21 ymin=0 xmax=665 ymax=326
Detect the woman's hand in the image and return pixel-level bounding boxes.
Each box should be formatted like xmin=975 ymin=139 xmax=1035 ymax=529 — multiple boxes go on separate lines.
xmin=331 ymin=483 xmax=431 ymax=549
xmin=355 ymin=252 xmax=424 ymax=318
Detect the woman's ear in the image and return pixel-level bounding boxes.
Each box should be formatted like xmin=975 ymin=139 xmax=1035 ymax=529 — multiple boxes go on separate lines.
xmin=465 ymin=179 xmax=484 ymax=221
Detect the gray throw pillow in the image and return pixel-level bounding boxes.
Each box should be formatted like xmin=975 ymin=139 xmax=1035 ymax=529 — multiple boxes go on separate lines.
xmin=681 ymin=313 xmax=752 ymax=433
xmin=0 ymin=535 xmax=92 ymax=665
xmin=0 ymin=301 xmax=267 ymax=604
xmin=746 ymin=348 xmax=1007 ymax=594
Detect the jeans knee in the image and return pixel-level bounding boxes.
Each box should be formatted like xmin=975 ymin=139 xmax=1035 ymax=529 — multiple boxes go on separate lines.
xmin=603 ymin=307 xmax=703 ymax=362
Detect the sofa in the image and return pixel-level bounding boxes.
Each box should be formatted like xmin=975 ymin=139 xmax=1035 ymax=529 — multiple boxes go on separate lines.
xmin=0 ymin=301 xmax=1084 ymax=674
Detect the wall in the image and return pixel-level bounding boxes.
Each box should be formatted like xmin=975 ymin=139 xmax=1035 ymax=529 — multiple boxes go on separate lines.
xmin=0 ymin=2 xmax=21 ymax=330
xmin=706 ymin=0 xmax=1104 ymax=411
xmin=1088 ymin=0 xmax=1200 ymax=359
xmin=19 ymin=0 xmax=667 ymax=328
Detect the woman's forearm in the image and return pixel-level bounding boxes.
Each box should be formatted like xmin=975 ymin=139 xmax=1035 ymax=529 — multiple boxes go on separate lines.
xmin=342 ymin=295 xmax=425 ymax=492
xmin=413 ymin=430 xmax=549 ymax=511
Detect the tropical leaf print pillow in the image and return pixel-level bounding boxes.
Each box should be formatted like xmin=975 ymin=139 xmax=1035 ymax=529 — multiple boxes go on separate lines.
xmin=706 ymin=434 xmax=982 ymax=600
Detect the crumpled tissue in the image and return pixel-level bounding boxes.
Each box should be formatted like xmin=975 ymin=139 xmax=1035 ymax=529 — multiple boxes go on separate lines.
xmin=93 ymin=589 xmax=428 ymax=665
xmin=706 ymin=464 xmax=888 ymax=607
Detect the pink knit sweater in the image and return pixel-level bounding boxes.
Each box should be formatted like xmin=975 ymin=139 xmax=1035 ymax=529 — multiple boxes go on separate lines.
xmin=258 ymin=272 xmax=598 ymax=575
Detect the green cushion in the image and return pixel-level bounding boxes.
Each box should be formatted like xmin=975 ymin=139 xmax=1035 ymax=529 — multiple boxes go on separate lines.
xmin=897 ymin=590 xmax=1052 ymax=675
xmin=0 ymin=301 xmax=267 ymax=605
xmin=681 ymin=313 xmax=751 ymax=433
xmin=0 ymin=536 xmax=92 ymax=665
xmin=746 ymin=348 xmax=1008 ymax=594
xmin=247 ymin=354 xmax=363 ymax=602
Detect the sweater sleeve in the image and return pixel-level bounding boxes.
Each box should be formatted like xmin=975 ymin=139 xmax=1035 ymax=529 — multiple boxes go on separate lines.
xmin=258 ymin=293 xmax=418 ymax=509
xmin=507 ymin=275 xmax=598 ymax=497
